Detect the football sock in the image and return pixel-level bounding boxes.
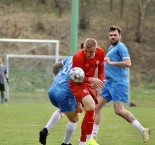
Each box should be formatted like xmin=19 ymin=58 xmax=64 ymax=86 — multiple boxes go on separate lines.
xmin=80 ymin=119 xmax=87 ymax=142
xmin=79 ymin=142 xmax=86 ymax=145
xmin=45 ymin=110 xmax=63 ymax=131
xmin=83 ymin=110 xmax=94 ymax=140
xmin=86 ymin=134 xmax=93 ymax=140
xmin=85 ymin=110 xmax=94 ymax=135
xmin=63 ymin=121 xmax=77 ymax=144
xmin=92 ymin=124 xmax=99 ymax=139
xmin=131 ymin=119 xmax=145 ymax=132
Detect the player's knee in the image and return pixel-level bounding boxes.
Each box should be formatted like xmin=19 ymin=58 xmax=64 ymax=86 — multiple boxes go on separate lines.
xmin=114 ymin=109 xmax=123 ymax=116
xmin=84 ymin=103 xmax=95 ymax=110
xmin=82 ymin=95 xmax=96 ymax=110
xmin=88 ymin=105 xmax=95 ymax=111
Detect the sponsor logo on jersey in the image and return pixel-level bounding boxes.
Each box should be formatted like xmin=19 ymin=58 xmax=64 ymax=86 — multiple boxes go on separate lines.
xmin=96 ymin=60 xmax=100 ymax=65
xmin=83 ymin=89 xmax=88 ymax=93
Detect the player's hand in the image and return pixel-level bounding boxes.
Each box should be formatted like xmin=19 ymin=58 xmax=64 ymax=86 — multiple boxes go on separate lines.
xmin=104 ymin=57 xmax=111 ymax=64
xmin=6 ymin=78 xmax=9 ymax=84
xmin=76 ymin=102 xmax=83 ymax=113
xmin=89 ymin=77 xmax=103 ymax=89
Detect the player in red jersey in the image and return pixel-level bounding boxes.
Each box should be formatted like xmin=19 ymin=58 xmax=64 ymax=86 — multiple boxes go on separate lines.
xmin=69 ymin=38 xmax=105 ymax=145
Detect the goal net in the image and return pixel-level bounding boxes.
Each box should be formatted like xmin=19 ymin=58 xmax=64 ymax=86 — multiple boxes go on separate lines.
xmin=0 ymin=38 xmax=64 ymax=103
xmin=5 ymin=54 xmax=67 ymax=103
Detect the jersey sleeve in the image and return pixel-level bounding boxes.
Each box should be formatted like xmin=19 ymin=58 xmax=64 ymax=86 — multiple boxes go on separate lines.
xmin=118 ymin=44 xmax=130 ymax=60
xmin=97 ymin=48 xmax=105 ymax=81
xmin=62 ymin=57 xmax=68 ymax=66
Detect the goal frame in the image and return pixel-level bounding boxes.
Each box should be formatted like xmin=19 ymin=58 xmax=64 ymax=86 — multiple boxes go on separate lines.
xmin=0 ymin=38 xmax=60 ymax=63
xmin=5 ymin=54 xmax=67 ymax=102
xmin=0 ymin=38 xmax=60 ymax=102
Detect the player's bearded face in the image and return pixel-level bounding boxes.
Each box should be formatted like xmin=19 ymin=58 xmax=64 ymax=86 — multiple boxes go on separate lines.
xmin=109 ymin=30 xmax=121 ymax=45
xmin=84 ymin=47 xmax=96 ymax=59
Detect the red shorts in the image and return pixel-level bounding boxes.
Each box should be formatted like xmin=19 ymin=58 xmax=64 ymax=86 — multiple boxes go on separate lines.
xmin=69 ymin=81 xmax=98 ymax=104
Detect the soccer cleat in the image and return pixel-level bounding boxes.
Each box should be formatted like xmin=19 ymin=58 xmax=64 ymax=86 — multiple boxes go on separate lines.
xmin=39 ymin=128 xmax=48 ymax=145
xmin=86 ymin=138 xmax=99 ymax=145
xmin=142 ymin=128 xmax=150 ymax=145
xmin=61 ymin=143 xmax=72 ymax=145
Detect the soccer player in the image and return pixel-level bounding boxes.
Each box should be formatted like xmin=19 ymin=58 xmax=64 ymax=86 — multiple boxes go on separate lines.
xmin=69 ymin=38 xmax=105 ymax=145
xmin=39 ymin=56 xmax=82 ymax=145
xmin=0 ymin=57 xmax=9 ymax=103
xmin=92 ymin=25 xmax=150 ymax=145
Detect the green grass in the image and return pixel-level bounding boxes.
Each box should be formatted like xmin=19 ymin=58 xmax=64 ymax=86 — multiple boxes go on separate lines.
xmin=0 ymin=101 xmax=155 ymax=145
xmin=130 ymin=85 xmax=155 ymax=106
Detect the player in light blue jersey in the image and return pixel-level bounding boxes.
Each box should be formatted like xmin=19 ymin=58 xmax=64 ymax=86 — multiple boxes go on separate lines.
xmin=104 ymin=41 xmax=129 ymax=84
xmin=39 ymin=56 xmax=82 ymax=145
xmin=92 ymin=26 xmax=150 ymax=145
xmin=48 ymin=56 xmax=76 ymax=113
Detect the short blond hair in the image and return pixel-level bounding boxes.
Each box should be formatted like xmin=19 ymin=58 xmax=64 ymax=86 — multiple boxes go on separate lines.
xmin=84 ymin=38 xmax=97 ymax=49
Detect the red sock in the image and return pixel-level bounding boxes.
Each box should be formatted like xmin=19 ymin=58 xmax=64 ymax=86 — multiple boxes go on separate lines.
xmin=80 ymin=119 xmax=86 ymax=142
xmin=80 ymin=110 xmax=94 ymax=141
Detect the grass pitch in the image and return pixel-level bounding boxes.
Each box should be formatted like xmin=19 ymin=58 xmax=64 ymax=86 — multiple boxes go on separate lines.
xmin=0 ymin=101 xmax=154 ymax=145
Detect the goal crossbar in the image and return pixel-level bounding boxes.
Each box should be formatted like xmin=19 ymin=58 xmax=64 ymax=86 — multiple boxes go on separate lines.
xmin=0 ymin=38 xmax=60 ymax=63
xmin=0 ymin=38 xmax=59 ymax=43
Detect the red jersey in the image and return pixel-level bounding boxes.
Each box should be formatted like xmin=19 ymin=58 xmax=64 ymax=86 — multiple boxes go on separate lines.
xmin=72 ymin=47 xmax=104 ymax=82
xmin=69 ymin=46 xmax=104 ymax=102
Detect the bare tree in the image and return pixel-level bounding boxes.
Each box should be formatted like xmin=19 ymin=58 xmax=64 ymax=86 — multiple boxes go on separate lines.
xmin=38 ymin=0 xmax=46 ymax=4
xmin=109 ymin=0 xmax=113 ymax=11
xmin=53 ymin=0 xmax=64 ymax=17
xmin=79 ymin=0 xmax=90 ymax=30
xmin=135 ymin=0 xmax=151 ymax=42
xmin=120 ymin=0 xmax=124 ymax=18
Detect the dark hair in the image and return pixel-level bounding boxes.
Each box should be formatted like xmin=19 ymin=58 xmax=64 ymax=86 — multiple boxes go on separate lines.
xmin=109 ymin=25 xmax=122 ymax=35
xmin=80 ymin=42 xmax=84 ymax=49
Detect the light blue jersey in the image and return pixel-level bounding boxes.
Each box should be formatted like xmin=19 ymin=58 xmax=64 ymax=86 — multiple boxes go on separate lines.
xmin=101 ymin=42 xmax=130 ymax=103
xmin=53 ymin=56 xmax=72 ymax=91
xmin=105 ymin=42 xmax=130 ymax=83
xmin=48 ymin=56 xmax=77 ymax=112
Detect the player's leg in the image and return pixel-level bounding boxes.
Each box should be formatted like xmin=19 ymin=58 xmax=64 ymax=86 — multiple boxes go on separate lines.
xmin=39 ymin=86 xmax=64 ymax=145
xmin=92 ymin=81 xmax=111 ymax=140
xmin=69 ymin=84 xmax=99 ymax=145
xmin=0 ymin=91 xmax=2 ymax=103
xmin=60 ymin=94 xmax=80 ymax=145
xmin=92 ymin=96 xmax=107 ymax=139
xmin=39 ymin=110 xmax=64 ymax=145
xmin=113 ymin=102 xmax=150 ymax=145
xmin=46 ymin=109 xmax=64 ymax=131
xmin=61 ymin=110 xmax=79 ymax=145
xmin=0 ymin=84 xmax=5 ymax=103
xmin=79 ymin=95 xmax=99 ymax=145
xmin=1 ymin=91 xmax=5 ymax=103
xmin=112 ymin=82 xmax=150 ymax=145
